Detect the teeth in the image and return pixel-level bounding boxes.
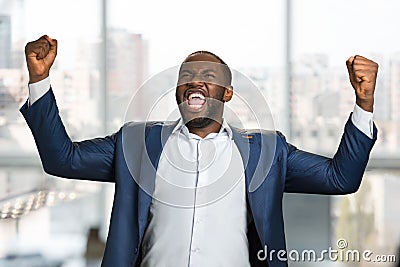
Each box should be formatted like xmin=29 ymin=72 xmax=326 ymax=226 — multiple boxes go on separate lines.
xmin=188 ymin=92 xmax=205 ymax=100
xmin=191 ymin=105 xmax=202 ymax=109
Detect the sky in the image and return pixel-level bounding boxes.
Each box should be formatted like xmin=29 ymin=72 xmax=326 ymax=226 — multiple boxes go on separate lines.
xmin=2 ymin=0 xmax=400 ymax=73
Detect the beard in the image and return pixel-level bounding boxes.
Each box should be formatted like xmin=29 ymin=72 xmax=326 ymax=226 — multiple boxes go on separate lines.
xmin=185 ymin=117 xmax=215 ymax=129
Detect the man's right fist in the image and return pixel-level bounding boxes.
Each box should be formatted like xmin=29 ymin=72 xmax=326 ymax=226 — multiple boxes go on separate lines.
xmin=25 ymin=35 xmax=57 ymax=83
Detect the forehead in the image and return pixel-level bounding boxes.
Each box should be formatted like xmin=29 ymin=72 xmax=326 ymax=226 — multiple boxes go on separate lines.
xmin=180 ymin=54 xmax=224 ymax=73
xmin=184 ymin=53 xmax=221 ymax=63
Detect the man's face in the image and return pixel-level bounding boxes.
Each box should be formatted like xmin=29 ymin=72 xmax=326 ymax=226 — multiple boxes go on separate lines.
xmin=175 ymin=54 xmax=232 ymax=128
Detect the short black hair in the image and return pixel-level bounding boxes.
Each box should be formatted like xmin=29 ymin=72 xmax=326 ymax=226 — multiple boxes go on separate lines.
xmin=184 ymin=50 xmax=232 ymax=86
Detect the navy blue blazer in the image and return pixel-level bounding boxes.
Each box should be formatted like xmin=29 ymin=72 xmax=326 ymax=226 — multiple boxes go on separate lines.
xmin=21 ymin=89 xmax=377 ymax=267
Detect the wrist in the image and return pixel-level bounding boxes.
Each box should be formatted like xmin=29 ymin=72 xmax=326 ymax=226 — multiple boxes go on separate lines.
xmin=29 ymin=72 xmax=49 ymax=84
xmin=356 ymin=98 xmax=374 ymax=112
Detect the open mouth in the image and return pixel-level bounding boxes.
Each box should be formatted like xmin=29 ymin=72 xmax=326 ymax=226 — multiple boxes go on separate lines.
xmin=185 ymin=90 xmax=206 ymax=110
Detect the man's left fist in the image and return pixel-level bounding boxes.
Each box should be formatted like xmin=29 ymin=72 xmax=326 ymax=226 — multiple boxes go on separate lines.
xmin=346 ymin=55 xmax=378 ymax=112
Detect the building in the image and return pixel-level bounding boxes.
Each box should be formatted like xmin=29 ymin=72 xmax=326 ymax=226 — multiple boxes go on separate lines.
xmin=107 ymin=29 xmax=148 ymax=96
xmin=0 ymin=15 xmax=11 ymax=69
xmin=106 ymin=29 xmax=148 ymax=126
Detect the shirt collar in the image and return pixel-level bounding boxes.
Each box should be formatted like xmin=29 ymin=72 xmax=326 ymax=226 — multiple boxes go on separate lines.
xmin=172 ymin=118 xmax=233 ymax=139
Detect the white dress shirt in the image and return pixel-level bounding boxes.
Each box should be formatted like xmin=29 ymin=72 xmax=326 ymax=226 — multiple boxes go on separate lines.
xmin=140 ymin=120 xmax=249 ymax=267
xmin=28 ymin=77 xmax=375 ymax=267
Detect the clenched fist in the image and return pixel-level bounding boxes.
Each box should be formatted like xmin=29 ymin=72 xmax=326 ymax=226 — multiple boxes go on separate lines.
xmin=25 ymin=35 xmax=57 ymax=84
xmin=346 ymin=55 xmax=378 ymax=112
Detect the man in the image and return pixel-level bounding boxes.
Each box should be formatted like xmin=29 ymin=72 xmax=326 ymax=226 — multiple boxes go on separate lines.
xmin=22 ymin=35 xmax=378 ymax=267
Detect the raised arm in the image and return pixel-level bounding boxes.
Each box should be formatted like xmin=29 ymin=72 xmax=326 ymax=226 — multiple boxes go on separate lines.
xmin=21 ymin=35 xmax=116 ymax=182
xmin=284 ymin=56 xmax=378 ymax=194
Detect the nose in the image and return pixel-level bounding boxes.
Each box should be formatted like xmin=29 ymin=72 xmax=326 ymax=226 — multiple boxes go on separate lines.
xmin=187 ymin=79 xmax=205 ymax=88
xmin=186 ymin=72 xmax=206 ymax=87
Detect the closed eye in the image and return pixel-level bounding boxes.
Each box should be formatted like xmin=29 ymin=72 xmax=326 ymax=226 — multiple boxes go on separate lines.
xmin=180 ymin=73 xmax=191 ymax=78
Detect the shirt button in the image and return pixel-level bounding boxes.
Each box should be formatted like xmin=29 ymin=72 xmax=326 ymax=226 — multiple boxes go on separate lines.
xmin=134 ymin=247 xmax=138 ymax=254
xmin=191 ymin=248 xmax=200 ymax=253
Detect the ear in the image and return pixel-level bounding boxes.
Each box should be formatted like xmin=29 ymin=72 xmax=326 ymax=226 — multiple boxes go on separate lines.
xmin=223 ymin=86 xmax=233 ymax=102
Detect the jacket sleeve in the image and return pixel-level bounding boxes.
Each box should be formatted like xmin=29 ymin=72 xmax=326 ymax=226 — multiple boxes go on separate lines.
xmin=283 ymin=115 xmax=377 ymax=194
xmin=20 ymin=88 xmax=117 ymax=182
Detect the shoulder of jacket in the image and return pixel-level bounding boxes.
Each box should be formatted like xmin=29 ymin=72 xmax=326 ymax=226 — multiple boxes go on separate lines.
xmin=246 ymin=129 xmax=290 ymax=152
xmin=122 ymin=120 xmax=175 ymax=129
xmin=232 ymin=127 xmax=280 ymax=138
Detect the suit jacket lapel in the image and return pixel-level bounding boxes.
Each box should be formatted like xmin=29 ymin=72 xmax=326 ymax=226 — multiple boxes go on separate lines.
xmin=137 ymin=121 xmax=178 ymax=242
xmin=231 ymin=127 xmax=269 ymax=246
xmin=231 ymin=127 xmax=260 ymax=193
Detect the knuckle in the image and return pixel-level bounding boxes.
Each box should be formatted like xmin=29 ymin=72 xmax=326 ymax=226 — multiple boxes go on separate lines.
xmin=25 ymin=42 xmax=34 ymax=53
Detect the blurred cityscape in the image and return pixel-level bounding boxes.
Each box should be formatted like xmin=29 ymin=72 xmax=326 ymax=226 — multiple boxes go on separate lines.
xmin=1 ymin=7 xmax=400 ymax=267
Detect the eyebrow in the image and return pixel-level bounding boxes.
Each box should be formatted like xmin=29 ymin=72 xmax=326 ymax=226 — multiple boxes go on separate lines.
xmin=201 ymin=69 xmax=217 ymax=73
xmin=180 ymin=68 xmax=218 ymax=74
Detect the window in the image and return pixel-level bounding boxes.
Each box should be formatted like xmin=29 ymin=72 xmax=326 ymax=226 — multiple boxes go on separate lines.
xmin=0 ymin=0 xmax=399 ymax=266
